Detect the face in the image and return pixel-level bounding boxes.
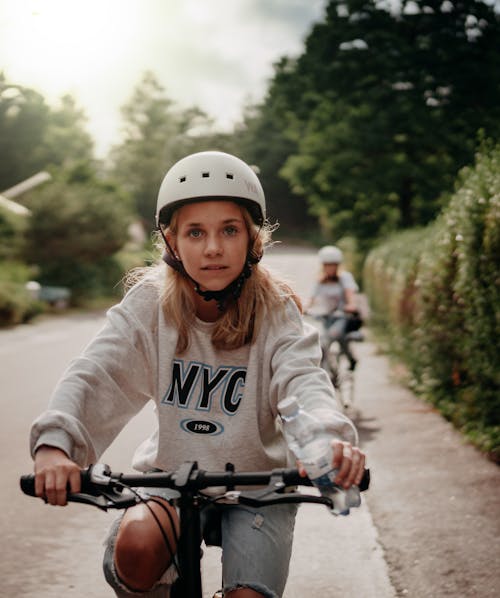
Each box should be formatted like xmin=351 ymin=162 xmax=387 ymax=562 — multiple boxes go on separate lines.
xmin=168 ymin=200 xmax=250 ymax=292
xmin=323 ymin=262 xmax=339 ymax=276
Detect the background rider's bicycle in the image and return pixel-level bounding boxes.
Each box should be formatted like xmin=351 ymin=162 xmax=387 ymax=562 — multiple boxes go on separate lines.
xmin=306 ymin=309 xmax=364 ymax=410
xmin=21 ymin=461 xmax=370 ymax=598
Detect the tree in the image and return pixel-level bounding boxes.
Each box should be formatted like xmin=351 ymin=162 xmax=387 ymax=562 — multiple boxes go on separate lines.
xmin=274 ymin=0 xmax=500 ymax=245
xmin=22 ymin=163 xmax=132 ymax=301
xmin=0 ymin=204 xmax=26 ymax=261
xmin=39 ymin=94 xmax=94 ymax=168
xmin=232 ymin=59 xmax=316 ymax=235
xmin=0 ymin=73 xmax=50 ymax=190
xmin=110 ymin=72 xmax=214 ymax=229
xmin=0 ymin=73 xmax=94 ymax=193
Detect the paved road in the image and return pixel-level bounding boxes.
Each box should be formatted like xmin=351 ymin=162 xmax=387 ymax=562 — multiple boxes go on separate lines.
xmin=2 ymin=247 xmax=499 ymax=597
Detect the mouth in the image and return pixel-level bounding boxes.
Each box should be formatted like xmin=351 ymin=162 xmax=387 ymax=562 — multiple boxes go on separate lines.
xmin=201 ymin=265 xmax=228 ymax=271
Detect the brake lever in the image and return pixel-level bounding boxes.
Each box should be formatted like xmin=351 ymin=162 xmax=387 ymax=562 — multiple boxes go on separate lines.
xmin=224 ymin=488 xmax=334 ymax=509
xmin=222 ymin=469 xmax=369 ymax=512
xmin=66 ymin=488 xmax=138 ymax=511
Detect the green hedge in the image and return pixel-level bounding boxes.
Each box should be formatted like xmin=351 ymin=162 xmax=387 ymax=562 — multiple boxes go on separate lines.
xmin=0 ymin=262 xmax=44 ymax=326
xmin=363 ymin=141 xmax=500 ymax=461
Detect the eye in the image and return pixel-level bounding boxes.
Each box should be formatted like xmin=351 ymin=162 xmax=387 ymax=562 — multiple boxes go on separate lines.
xmin=187 ymin=228 xmax=203 ymax=238
xmin=224 ymin=225 xmax=238 ymax=236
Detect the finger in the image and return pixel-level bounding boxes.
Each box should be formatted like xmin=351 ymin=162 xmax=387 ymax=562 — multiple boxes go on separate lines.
xmin=34 ymin=472 xmax=46 ymax=499
xmin=44 ymin=470 xmax=57 ymax=505
xmin=334 ymin=442 xmax=353 ymax=486
xmin=344 ymin=448 xmax=364 ymax=488
xmin=68 ymin=468 xmax=81 ymax=494
xmin=331 ymin=440 xmax=344 ymax=470
xmin=54 ymin=469 xmax=69 ymax=506
xmin=296 ymin=460 xmax=307 ymax=478
xmin=354 ymin=453 xmax=367 ymax=486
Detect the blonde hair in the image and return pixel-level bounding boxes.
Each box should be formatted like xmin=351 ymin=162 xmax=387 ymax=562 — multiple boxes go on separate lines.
xmin=154 ymin=205 xmax=302 ymax=353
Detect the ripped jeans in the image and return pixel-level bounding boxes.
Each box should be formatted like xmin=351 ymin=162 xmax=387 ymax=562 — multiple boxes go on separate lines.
xmin=103 ymin=486 xmax=298 ymax=598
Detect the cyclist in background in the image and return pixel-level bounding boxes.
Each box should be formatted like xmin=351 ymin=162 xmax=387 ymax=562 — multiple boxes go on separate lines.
xmin=30 ymin=152 xmax=366 ymax=598
xmin=307 ymin=245 xmax=360 ymax=372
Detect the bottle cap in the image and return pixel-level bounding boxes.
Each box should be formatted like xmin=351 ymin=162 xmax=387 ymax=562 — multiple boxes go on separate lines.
xmin=277 ymin=396 xmax=300 ymax=417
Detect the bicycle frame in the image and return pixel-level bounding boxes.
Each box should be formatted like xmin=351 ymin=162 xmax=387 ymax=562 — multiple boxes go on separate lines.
xmin=306 ymin=311 xmax=364 ymax=409
xmin=327 ymin=334 xmax=362 ymax=408
xmin=20 ymin=462 xmax=370 ymax=598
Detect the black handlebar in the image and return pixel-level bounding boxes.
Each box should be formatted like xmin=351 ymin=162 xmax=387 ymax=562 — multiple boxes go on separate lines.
xmin=20 ymin=462 xmax=370 ymax=512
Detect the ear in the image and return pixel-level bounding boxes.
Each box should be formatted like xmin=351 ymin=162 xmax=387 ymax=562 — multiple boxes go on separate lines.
xmin=165 ymin=230 xmax=173 ymax=244
xmin=164 ymin=233 xmax=177 ymax=255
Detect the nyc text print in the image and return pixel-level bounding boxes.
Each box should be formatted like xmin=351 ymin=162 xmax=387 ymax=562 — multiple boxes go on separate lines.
xmin=161 ymin=359 xmax=247 ymax=435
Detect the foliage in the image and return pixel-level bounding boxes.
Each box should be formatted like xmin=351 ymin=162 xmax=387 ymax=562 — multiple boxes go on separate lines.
xmin=0 ymin=73 xmax=49 ymax=191
xmin=109 ymin=72 xmax=217 ymax=229
xmin=0 ymin=261 xmax=44 ymax=326
xmin=415 ymin=139 xmax=500 ymax=442
xmin=0 ymin=204 xmax=27 ymax=260
xmin=231 ymin=63 xmax=316 ymax=234
xmin=363 ymin=140 xmax=500 ymax=460
xmin=37 ymin=94 xmax=94 ymax=168
xmin=260 ymin=0 xmax=500 ymax=247
xmin=0 ymin=73 xmax=94 ymax=192
xmin=0 ymin=201 xmax=41 ymax=326
xmin=363 ymin=226 xmax=426 ymax=342
xmin=22 ymin=163 xmax=132 ymax=302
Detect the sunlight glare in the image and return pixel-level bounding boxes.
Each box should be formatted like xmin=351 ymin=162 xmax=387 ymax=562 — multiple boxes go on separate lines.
xmin=3 ymin=0 xmax=139 ymax=94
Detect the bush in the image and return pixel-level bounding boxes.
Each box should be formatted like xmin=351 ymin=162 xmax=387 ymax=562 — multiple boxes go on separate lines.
xmin=22 ymin=172 xmax=132 ymax=303
xmin=37 ymin=255 xmax=125 ymax=306
xmin=363 ymin=140 xmax=500 ymax=460
xmin=362 ymin=227 xmax=430 ymax=354
xmin=415 ymin=141 xmax=500 ymax=447
xmin=0 ymin=261 xmax=44 ymax=326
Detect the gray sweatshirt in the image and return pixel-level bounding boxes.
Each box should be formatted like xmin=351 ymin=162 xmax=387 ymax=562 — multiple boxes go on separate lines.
xmin=30 ymin=274 xmax=358 ymax=474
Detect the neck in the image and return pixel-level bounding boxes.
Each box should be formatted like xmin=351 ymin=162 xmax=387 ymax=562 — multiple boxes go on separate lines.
xmin=193 ymin=294 xmax=222 ymax=322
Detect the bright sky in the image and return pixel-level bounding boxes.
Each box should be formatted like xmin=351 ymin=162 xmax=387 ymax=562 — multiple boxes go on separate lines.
xmin=0 ymin=0 xmax=327 ymax=157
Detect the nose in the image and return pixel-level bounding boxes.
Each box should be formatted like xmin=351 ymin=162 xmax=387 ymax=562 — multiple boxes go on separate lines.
xmin=204 ymin=233 xmax=223 ymax=256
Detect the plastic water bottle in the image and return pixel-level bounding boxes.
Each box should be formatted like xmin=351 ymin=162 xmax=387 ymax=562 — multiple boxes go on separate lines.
xmin=278 ymin=396 xmax=361 ymax=515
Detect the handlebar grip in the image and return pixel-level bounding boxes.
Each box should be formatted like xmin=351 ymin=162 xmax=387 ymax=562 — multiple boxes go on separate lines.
xmin=20 ymin=474 xmax=36 ymax=497
xmin=359 ymin=468 xmax=370 ymax=492
xmin=19 ymin=470 xmax=91 ymax=498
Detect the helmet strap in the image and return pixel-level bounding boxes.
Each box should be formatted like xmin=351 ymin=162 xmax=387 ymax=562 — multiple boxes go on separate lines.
xmin=192 ymin=260 xmax=254 ymax=311
xmin=325 ymin=274 xmax=339 ymax=282
xmin=158 ymin=227 xmax=186 ymax=274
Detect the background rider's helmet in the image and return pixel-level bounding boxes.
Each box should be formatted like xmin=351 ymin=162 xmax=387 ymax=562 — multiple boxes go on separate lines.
xmin=318 ymin=245 xmax=343 ymax=264
xmin=156 ymin=151 xmax=266 ymax=228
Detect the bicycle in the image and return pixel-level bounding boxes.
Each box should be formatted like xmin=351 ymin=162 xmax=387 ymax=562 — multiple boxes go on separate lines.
xmin=21 ymin=460 xmax=370 ymax=598
xmin=305 ymin=309 xmax=364 ymax=410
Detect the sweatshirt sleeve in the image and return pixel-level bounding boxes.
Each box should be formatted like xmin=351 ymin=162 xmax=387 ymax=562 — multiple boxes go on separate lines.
xmin=266 ymin=300 xmax=358 ymax=445
xmin=29 ymin=279 xmax=160 ymax=466
xmin=340 ymin=271 xmax=359 ymax=292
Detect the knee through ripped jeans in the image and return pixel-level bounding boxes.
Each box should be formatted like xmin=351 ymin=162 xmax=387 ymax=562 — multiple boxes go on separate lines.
xmin=102 ymin=486 xmax=298 ymax=598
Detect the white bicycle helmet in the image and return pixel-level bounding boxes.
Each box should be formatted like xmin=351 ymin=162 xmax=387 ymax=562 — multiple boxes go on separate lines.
xmin=156 ymin=151 xmax=266 ymax=227
xmin=318 ymin=245 xmax=343 ymax=264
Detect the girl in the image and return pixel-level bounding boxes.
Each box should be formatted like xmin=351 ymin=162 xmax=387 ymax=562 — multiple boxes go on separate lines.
xmin=307 ymin=245 xmax=360 ymax=372
xmin=31 ymin=151 xmax=366 ymax=598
